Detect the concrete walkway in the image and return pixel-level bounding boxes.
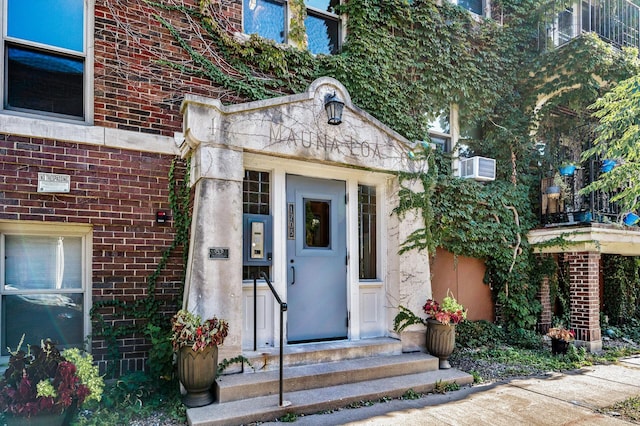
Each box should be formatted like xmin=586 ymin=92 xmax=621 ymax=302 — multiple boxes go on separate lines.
xmin=260 ymin=356 xmax=640 ymax=425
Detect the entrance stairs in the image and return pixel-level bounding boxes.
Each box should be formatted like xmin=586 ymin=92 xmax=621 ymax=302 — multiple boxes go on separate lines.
xmin=186 ymin=338 xmax=473 ymax=426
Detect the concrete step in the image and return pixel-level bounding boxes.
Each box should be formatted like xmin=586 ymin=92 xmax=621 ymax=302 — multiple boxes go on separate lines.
xmin=188 ymin=368 xmax=473 ymax=426
xmin=215 ymin=352 xmax=439 ymax=402
xmin=242 ymin=337 xmax=403 ymax=371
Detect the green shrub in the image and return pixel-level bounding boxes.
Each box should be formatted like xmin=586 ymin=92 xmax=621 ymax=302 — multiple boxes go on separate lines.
xmin=456 ymin=320 xmax=507 ymax=349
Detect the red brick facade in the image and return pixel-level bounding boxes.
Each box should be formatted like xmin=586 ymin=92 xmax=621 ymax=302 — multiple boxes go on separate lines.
xmin=0 ymin=133 xmax=186 ymax=374
xmin=0 ymin=0 xmax=256 ymax=375
xmin=93 ymin=0 xmax=245 ymax=137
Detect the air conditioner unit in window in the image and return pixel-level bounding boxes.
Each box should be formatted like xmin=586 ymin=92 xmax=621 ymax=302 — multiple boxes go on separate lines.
xmin=459 ymin=156 xmax=496 ymax=181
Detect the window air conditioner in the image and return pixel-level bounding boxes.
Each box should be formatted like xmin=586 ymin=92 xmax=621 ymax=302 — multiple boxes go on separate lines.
xmin=459 ymin=156 xmax=496 ymax=182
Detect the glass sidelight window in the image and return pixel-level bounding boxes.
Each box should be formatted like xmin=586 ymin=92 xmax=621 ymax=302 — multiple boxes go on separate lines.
xmin=304 ymin=199 xmax=330 ymax=248
xmin=358 ymin=185 xmax=377 ymax=279
xmin=243 ymin=170 xmax=271 ymax=280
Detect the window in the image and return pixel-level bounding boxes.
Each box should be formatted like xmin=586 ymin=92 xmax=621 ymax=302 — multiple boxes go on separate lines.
xmin=243 ymin=170 xmax=271 ymax=280
xmin=3 ymin=0 xmax=88 ymax=120
xmin=0 ymin=223 xmax=90 ymax=355
xmin=452 ymin=0 xmax=488 ymax=17
xmin=428 ymin=111 xmax=452 ymax=153
xmin=243 ymin=0 xmax=341 ymax=55
xmin=358 ymin=185 xmax=377 ymax=279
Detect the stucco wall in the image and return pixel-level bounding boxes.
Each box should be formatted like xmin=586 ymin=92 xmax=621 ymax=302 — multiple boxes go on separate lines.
xmin=430 ymin=247 xmax=494 ymax=322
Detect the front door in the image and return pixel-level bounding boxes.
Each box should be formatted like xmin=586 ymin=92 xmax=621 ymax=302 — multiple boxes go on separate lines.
xmin=286 ymin=175 xmax=348 ymax=343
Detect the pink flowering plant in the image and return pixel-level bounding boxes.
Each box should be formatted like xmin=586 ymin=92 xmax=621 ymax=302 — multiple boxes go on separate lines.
xmin=393 ymin=292 xmax=467 ymax=332
xmin=423 ymin=295 xmax=467 ymax=325
xmin=171 ymin=309 xmax=229 ymax=352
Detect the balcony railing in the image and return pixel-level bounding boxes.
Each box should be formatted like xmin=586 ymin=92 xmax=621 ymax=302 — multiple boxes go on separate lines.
xmin=540 ymin=157 xmax=622 ymax=227
xmin=545 ymin=0 xmax=640 ymax=51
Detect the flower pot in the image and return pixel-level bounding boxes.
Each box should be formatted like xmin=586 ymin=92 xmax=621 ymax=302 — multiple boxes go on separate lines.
xmin=558 ymin=164 xmax=576 ymax=176
xmin=545 ymin=186 xmax=561 ymax=199
xmin=624 ymin=212 xmax=640 ymax=226
xmin=600 ymin=159 xmax=616 ymax=173
xmin=551 ymin=338 xmax=570 ymax=355
xmin=425 ymin=319 xmax=456 ymax=369
xmin=177 ymin=345 xmax=218 ymax=408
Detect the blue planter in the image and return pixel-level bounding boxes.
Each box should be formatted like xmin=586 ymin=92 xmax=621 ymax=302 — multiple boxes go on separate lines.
xmin=624 ymin=212 xmax=640 ymax=226
xmin=558 ymin=164 xmax=576 ymax=176
xmin=600 ymin=159 xmax=616 ymax=173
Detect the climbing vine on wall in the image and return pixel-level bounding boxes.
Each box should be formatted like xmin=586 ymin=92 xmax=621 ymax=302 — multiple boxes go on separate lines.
xmin=90 ymin=157 xmax=191 ymax=377
xmin=602 ymin=255 xmax=640 ymax=324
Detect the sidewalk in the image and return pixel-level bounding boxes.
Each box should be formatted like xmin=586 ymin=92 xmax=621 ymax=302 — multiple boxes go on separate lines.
xmin=261 ymin=356 xmax=640 ymax=425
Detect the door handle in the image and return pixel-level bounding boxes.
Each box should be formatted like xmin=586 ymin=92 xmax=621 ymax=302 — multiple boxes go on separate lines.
xmin=291 ymin=265 xmax=296 ymax=285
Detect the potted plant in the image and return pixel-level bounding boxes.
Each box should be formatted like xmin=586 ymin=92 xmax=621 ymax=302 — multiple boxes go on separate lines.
xmin=558 ymin=161 xmax=578 ymax=176
xmin=171 ymin=309 xmax=229 ymax=408
xmin=546 ymin=326 xmax=575 ymax=355
xmin=393 ymin=292 xmax=467 ymax=369
xmin=0 ymin=337 xmax=103 ymax=426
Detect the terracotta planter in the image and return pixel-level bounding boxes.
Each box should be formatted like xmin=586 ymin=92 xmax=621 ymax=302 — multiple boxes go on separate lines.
xmin=425 ymin=319 xmax=456 ymax=369
xmin=177 ymin=345 xmax=218 ymax=407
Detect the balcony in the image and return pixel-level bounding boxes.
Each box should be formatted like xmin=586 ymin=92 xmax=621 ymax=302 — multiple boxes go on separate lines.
xmin=540 ymin=157 xmax=623 ymax=228
xmin=546 ymin=0 xmax=640 ymax=51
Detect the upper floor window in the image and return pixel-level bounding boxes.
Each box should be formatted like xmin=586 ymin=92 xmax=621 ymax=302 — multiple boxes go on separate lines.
xmin=243 ymin=0 xmax=341 ymax=55
xmin=3 ymin=0 xmax=87 ymax=120
xmin=452 ymin=0 xmax=489 ymax=17
xmin=428 ymin=111 xmax=451 ymax=153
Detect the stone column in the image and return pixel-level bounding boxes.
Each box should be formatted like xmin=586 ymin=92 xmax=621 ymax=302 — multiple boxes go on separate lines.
xmin=537 ymin=275 xmax=552 ymax=334
xmin=566 ymin=252 xmax=602 ymax=352
xmin=386 ymin=176 xmax=431 ymax=352
xmin=182 ymin=144 xmax=245 ymax=366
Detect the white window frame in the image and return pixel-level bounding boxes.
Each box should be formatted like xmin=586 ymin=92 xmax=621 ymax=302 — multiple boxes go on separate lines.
xmin=0 ymin=0 xmax=94 ymax=124
xmin=0 ymin=221 xmax=92 ymax=358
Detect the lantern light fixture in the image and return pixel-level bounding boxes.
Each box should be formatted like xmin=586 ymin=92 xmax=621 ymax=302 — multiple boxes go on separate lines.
xmin=324 ymin=91 xmax=344 ymax=125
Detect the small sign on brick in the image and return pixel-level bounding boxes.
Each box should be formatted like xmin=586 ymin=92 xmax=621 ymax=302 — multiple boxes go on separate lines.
xmin=37 ymin=173 xmax=71 ymax=193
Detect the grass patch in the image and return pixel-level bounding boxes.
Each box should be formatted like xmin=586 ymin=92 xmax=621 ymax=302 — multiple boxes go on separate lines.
xmin=602 ymin=396 xmax=640 ymax=422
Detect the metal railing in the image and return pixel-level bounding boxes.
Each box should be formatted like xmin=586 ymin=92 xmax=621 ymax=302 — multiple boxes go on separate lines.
xmin=253 ymin=272 xmax=287 ymax=407
xmin=545 ymin=0 xmax=640 ymax=52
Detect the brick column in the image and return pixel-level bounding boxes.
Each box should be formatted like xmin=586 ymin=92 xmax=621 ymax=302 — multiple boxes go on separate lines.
xmin=566 ymin=252 xmax=602 ymax=352
xmin=537 ymin=275 xmax=552 ymax=333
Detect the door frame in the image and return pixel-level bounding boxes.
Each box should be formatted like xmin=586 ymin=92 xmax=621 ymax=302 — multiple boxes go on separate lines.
xmin=243 ymin=153 xmax=390 ymax=347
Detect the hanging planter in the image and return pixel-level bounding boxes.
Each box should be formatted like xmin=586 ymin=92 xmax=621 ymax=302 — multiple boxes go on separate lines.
xmin=558 ymin=163 xmax=577 ymax=176
xmin=623 ymin=212 xmax=640 ymax=226
xmin=600 ymin=159 xmax=616 ymax=173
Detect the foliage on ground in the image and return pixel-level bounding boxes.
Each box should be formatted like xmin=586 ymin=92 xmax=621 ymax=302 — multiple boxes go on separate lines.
xmin=452 ymin=320 xmax=640 ymax=384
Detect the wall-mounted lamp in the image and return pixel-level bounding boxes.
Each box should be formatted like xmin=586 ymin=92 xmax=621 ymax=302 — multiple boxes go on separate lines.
xmin=324 ymin=91 xmax=344 ymax=125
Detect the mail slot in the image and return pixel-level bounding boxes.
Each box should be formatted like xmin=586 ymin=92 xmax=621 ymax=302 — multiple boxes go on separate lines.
xmin=243 ymin=214 xmax=273 ymax=266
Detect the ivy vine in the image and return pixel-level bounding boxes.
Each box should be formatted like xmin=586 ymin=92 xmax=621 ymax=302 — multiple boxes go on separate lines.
xmin=90 ymin=157 xmax=191 ymax=377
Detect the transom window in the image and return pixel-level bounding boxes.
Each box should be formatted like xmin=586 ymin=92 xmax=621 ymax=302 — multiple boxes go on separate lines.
xmin=243 ymin=0 xmax=341 ymax=55
xmin=3 ymin=0 xmax=88 ymax=120
xmin=0 ymin=223 xmax=90 ymax=355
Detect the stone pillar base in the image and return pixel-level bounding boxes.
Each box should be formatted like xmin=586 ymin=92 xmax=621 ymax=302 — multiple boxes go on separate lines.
xmin=400 ymin=329 xmax=426 ymax=353
xmin=575 ymin=339 xmax=603 ymax=353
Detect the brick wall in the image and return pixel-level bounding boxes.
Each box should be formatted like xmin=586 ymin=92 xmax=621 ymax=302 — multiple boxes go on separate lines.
xmin=94 ymin=0 xmax=245 ymax=137
xmin=565 ymin=252 xmax=602 ymax=342
xmin=0 ymin=133 xmax=187 ymax=374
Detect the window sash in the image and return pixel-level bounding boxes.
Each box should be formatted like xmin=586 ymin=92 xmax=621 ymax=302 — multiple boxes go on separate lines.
xmin=0 ymin=225 xmax=89 ymax=355
xmin=2 ymin=0 xmax=87 ymax=119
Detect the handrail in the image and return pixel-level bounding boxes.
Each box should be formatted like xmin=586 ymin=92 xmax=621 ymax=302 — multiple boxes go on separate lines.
xmin=253 ymin=271 xmax=287 ymax=407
